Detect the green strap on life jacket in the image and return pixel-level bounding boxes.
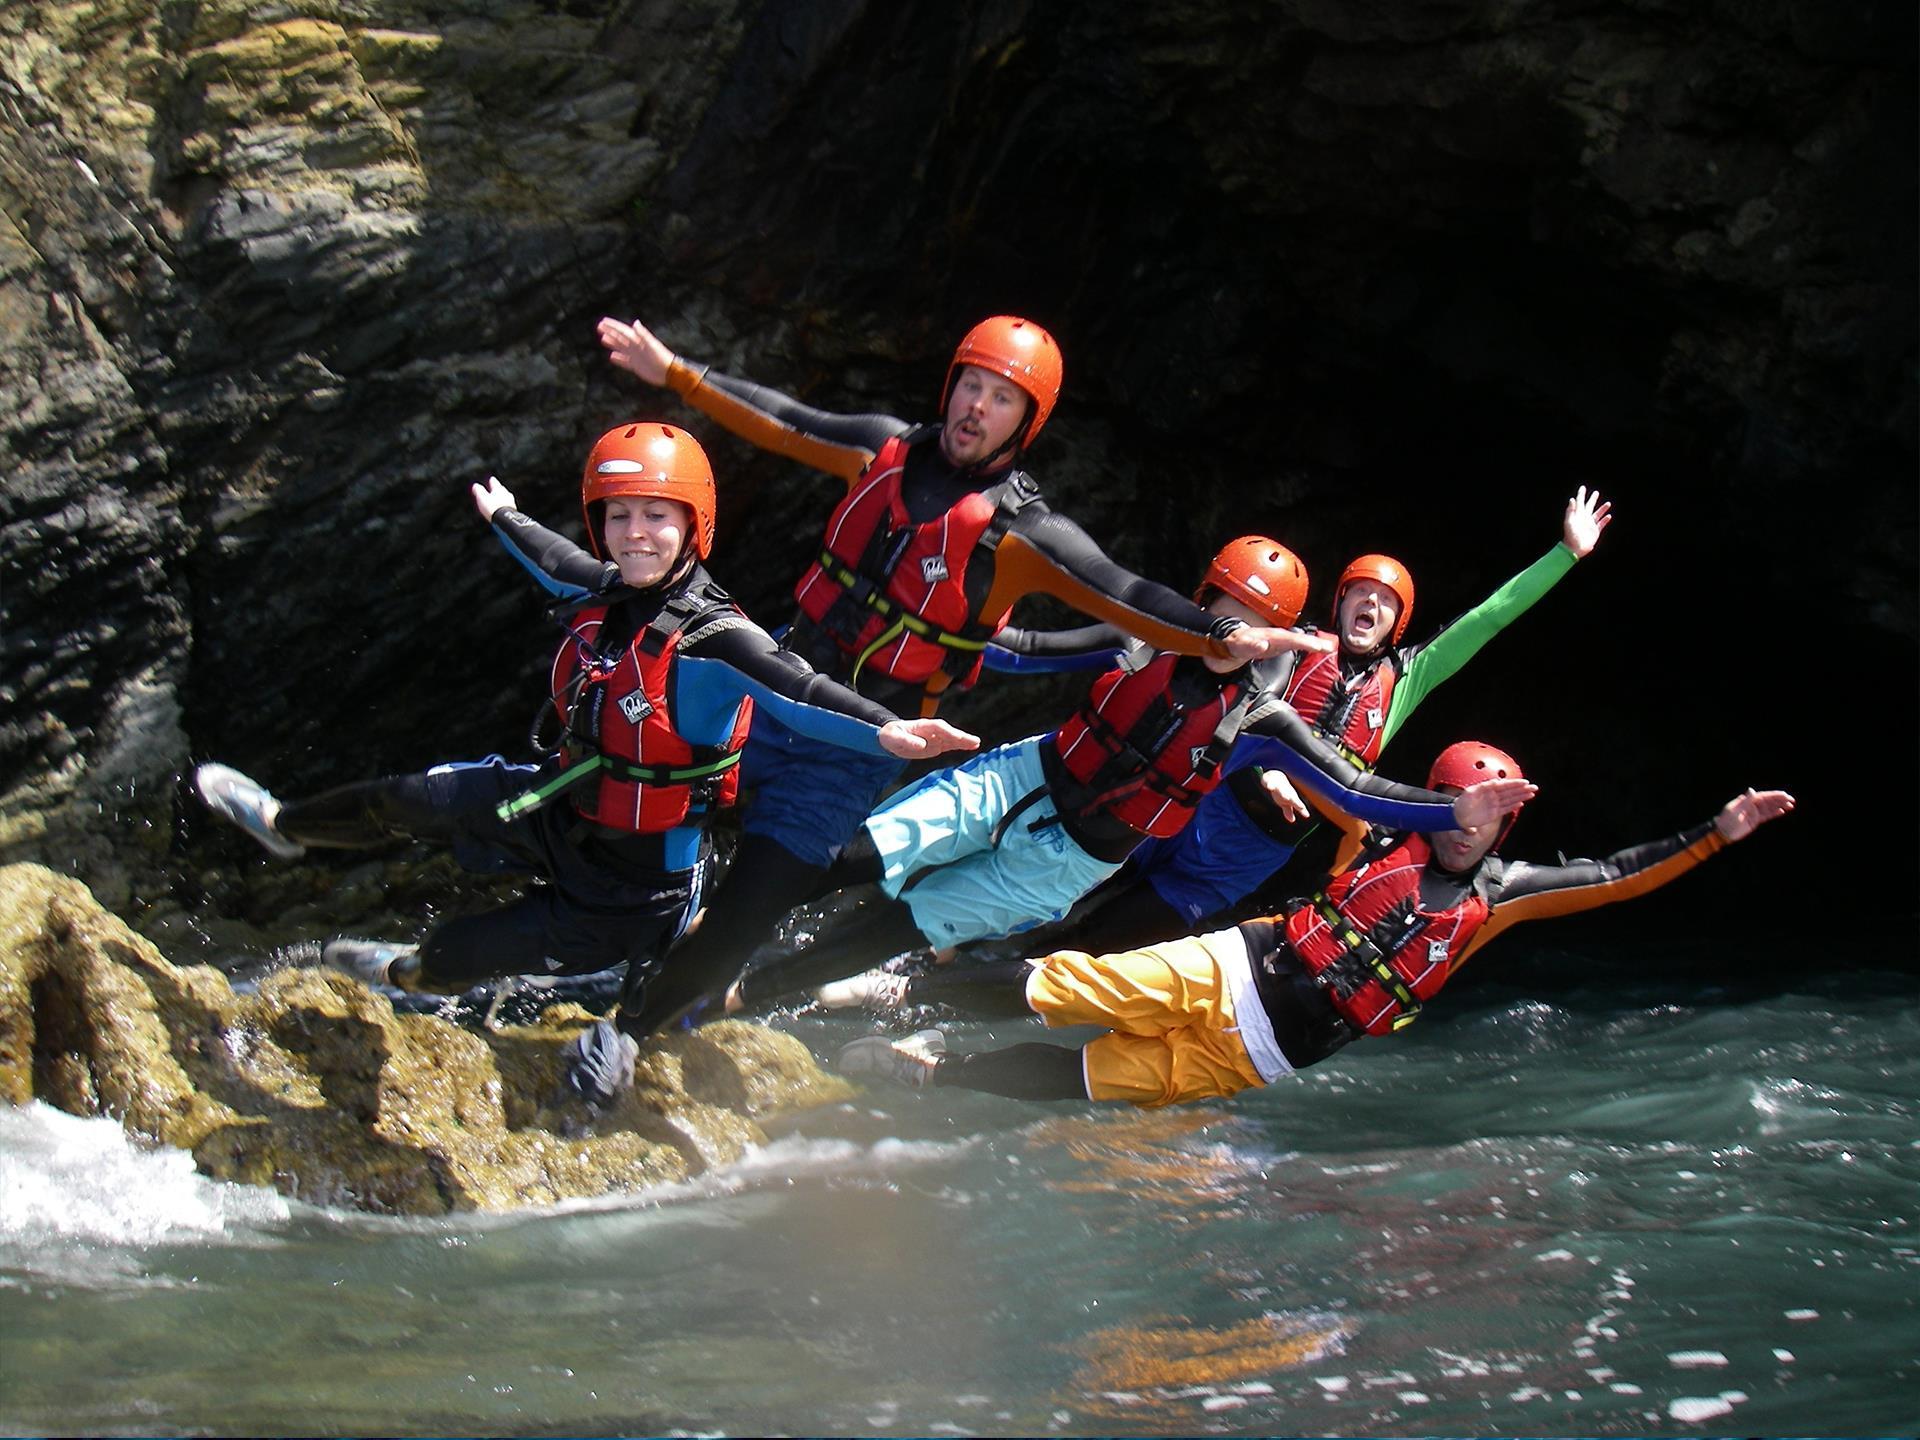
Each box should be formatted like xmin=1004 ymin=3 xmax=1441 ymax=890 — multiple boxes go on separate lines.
xmin=494 ymin=750 xmax=742 ymax=824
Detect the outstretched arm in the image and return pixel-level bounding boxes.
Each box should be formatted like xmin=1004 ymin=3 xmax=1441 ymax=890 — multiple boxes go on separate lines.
xmin=1453 ymin=787 xmax=1796 ymax=968
xmin=597 ymin=317 xmax=907 ymax=484
xmin=1381 ymin=487 xmax=1614 ymax=749
xmin=475 ymin=478 xmax=618 ymax=599
xmin=1247 ymin=703 xmax=1534 ymax=832
xmin=983 ymin=509 xmax=1334 ymax=662
xmin=677 ymin=616 xmax=979 ymax=761
xmin=981 ymin=621 xmax=1131 ymax=674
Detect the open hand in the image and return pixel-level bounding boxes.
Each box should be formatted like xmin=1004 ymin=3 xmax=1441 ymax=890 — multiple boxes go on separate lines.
xmin=1714 ymin=788 xmax=1795 ymax=842
xmin=1258 ymin=768 xmax=1309 ymax=823
xmin=597 ymin=316 xmax=674 ymax=387
xmin=1451 ymin=776 xmax=1539 ymax=829
xmin=1563 ymin=486 xmax=1613 ymax=559
xmin=877 ymin=718 xmax=982 ymax=759
xmin=471 ymin=475 xmax=516 ymax=523
xmin=1222 ymin=625 xmax=1337 ymax=663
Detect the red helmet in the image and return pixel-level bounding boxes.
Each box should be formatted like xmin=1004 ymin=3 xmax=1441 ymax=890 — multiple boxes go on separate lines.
xmin=1201 ymin=536 xmax=1310 ymax=627
xmin=1428 ymin=740 xmax=1527 ymax=845
xmin=1335 ymin=554 xmax=1415 ymax=645
xmin=942 ymin=315 xmax=1064 ymax=452
xmin=581 ymin=422 xmax=717 ymax=560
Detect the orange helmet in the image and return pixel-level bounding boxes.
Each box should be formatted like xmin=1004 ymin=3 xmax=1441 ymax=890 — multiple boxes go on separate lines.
xmin=1201 ymin=536 xmax=1310 ymax=627
xmin=580 ymin=422 xmax=717 ymax=560
xmin=942 ymin=315 xmax=1064 ymax=452
xmin=1335 ymin=554 xmax=1415 ymax=644
xmin=1428 ymin=740 xmax=1527 ymax=846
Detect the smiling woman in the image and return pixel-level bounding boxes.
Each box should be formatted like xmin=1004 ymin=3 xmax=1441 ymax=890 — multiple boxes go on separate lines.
xmin=190 ymin=421 xmax=979 ymax=1084
xmin=601 ymin=497 xmax=692 ymax=590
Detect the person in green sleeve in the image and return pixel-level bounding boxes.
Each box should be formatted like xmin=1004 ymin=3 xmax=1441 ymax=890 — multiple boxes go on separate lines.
xmin=921 ymin=488 xmax=1613 ymax=962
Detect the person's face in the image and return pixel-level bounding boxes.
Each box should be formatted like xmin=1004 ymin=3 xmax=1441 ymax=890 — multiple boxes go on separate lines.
xmin=940 ymin=364 xmax=1030 ymax=467
xmin=1427 ymin=785 xmax=1503 ymax=872
xmin=1337 ymin=579 xmax=1401 ymax=655
xmin=602 ymin=496 xmax=691 ymax=588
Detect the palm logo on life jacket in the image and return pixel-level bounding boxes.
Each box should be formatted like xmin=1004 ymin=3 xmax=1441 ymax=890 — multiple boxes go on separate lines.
xmin=1282 ymin=646 xmax=1397 ymax=768
xmin=793 ymin=430 xmax=1042 ymax=702
xmin=1283 ymin=832 xmax=1489 ymax=1034
xmin=496 ymin=586 xmax=751 ymax=833
xmin=1051 ymin=649 xmax=1252 ymax=838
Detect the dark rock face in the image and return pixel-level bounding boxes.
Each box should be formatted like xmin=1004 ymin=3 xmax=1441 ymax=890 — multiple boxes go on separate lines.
xmin=2 ymin=1 xmax=1913 ymax=947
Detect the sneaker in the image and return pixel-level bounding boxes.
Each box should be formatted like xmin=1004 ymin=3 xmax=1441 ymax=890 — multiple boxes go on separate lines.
xmin=813 ymin=969 xmax=911 ymax=1012
xmin=562 ymin=1019 xmax=640 ymax=1107
xmin=836 ymin=1028 xmax=947 ymax=1090
xmin=194 ymin=763 xmax=305 ymax=860
xmin=322 ymin=938 xmax=419 ymax=989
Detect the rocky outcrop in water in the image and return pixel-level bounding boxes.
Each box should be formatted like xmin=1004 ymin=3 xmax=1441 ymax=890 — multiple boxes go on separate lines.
xmin=0 ymin=861 xmax=850 ymax=1214
xmin=1 ymin=1 xmax=1912 ymax=946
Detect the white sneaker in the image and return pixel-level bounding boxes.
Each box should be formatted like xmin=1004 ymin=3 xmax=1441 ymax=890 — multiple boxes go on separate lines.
xmin=813 ymin=969 xmax=911 ymax=1012
xmin=194 ymin=763 xmax=305 ymax=860
xmin=322 ymin=938 xmax=419 ymax=989
xmin=836 ymin=1028 xmax=946 ymax=1090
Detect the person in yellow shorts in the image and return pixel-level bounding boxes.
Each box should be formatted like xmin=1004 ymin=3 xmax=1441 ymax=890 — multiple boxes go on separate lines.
xmin=835 ymin=742 xmax=1795 ymax=1107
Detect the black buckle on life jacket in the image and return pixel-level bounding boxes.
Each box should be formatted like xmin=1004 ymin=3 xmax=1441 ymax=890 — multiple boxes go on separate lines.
xmin=1306 ymin=895 xmax=1423 ymax=1029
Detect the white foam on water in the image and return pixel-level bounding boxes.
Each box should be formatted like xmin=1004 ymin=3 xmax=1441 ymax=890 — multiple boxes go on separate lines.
xmin=0 ymin=1103 xmax=291 ymax=1282
xmin=402 ymin=1129 xmax=991 ymax=1238
xmin=1669 ymin=1394 xmax=1736 ymax=1423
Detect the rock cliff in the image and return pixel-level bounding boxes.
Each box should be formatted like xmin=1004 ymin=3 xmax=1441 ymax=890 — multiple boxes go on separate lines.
xmin=1 ymin=1 xmax=1912 ymax=948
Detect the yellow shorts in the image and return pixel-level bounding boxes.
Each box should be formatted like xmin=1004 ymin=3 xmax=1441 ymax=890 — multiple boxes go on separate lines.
xmin=1026 ymin=934 xmax=1266 ymax=1108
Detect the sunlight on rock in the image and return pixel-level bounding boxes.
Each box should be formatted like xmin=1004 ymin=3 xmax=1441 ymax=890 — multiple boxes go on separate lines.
xmin=0 ymin=863 xmax=849 ymax=1214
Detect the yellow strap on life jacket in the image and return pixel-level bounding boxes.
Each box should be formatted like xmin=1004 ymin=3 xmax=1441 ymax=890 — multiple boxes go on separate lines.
xmin=1310 ymin=894 xmax=1422 ymax=1029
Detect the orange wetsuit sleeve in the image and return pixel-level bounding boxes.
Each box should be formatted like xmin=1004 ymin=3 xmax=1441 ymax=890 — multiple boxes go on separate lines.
xmin=1451 ymin=825 xmax=1729 ymax=973
xmin=665 ymin=357 xmax=890 ymax=486
xmin=979 ymin=518 xmax=1238 ymax=658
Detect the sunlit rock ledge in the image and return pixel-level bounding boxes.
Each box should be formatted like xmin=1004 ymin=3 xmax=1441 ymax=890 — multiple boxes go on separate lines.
xmin=0 ymin=861 xmax=851 ymax=1215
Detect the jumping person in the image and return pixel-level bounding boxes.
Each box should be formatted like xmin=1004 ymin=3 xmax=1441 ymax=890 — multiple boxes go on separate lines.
xmin=996 ymin=487 xmax=1615 ymax=957
xmin=689 ymin=543 xmax=1535 ymax=1028
xmin=830 ymin=743 xmax=1794 ymax=1109
xmin=194 ymin=423 xmax=977 ymax=1085
xmin=595 ymin=314 xmax=1318 ymax=1035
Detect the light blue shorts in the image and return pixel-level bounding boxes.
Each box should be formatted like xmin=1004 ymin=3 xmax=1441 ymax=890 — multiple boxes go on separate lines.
xmin=864 ymin=736 xmax=1124 ymax=947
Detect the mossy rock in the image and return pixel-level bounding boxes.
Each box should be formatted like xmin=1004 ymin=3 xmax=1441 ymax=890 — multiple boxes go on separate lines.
xmin=0 ymin=862 xmax=849 ymax=1214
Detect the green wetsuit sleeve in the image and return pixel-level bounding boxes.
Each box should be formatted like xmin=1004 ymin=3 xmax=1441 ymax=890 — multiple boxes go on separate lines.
xmin=1379 ymin=542 xmax=1578 ymax=750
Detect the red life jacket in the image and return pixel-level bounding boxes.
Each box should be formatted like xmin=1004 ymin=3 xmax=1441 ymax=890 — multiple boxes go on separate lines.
xmin=1282 ymin=644 xmax=1397 ymax=766
xmin=792 ymin=432 xmax=1041 ymax=696
xmin=516 ymin=589 xmax=751 ymax=834
xmin=1283 ymin=832 xmax=1488 ymax=1034
xmin=1051 ymin=650 xmax=1252 ymax=838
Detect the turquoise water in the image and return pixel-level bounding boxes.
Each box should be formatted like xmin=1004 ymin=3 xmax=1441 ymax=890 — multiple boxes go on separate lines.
xmin=4 ymin=956 xmax=1916 ymax=1437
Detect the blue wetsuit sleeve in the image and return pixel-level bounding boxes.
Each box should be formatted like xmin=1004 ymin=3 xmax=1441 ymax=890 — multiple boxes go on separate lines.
xmin=982 ymin=622 xmax=1129 ymax=674
xmin=675 ymin=614 xmax=897 ymax=755
xmin=1244 ymin=701 xmax=1458 ymax=832
xmin=490 ymin=509 xmax=618 ymax=600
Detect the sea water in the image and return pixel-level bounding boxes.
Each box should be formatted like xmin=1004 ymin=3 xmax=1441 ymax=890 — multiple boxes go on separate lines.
xmin=3 ymin=951 xmax=1915 ymax=1437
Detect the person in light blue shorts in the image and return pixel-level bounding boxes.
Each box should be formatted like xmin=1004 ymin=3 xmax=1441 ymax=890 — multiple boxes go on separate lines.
xmin=695 ymin=540 xmax=1537 ymax=1019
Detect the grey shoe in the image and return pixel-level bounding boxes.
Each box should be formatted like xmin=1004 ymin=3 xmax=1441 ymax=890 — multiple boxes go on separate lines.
xmin=562 ymin=1019 xmax=640 ymax=1107
xmin=814 ymin=968 xmax=911 ymax=1012
xmin=322 ymin=938 xmax=419 ymax=989
xmin=194 ymin=763 xmax=305 ymax=860
xmin=837 ymin=1028 xmax=947 ymax=1090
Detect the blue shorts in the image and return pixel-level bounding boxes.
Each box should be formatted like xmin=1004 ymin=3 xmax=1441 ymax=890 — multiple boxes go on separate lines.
xmin=738 ymin=706 xmax=907 ymax=867
xmin=1128 ymin=784 xmax=1301 ymax=925
xmin=864 ymin=737 xmax=1123 ymax=947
